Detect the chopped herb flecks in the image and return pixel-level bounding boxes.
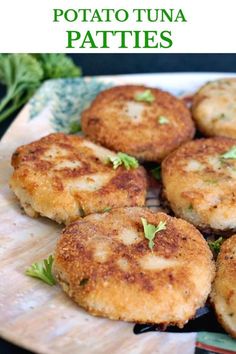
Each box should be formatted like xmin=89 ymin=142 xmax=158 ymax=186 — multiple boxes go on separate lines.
xmin=158 ymin=116 xmax=169 ymax=125
xmin=134 ymin=90 xmax=155 ymax=103
xmin=204 ymin=179 xmax=218 ymax=185
xmin=103 ymin=207 xmax=111 ymax=213
xmin=208 ymin=237 xmax=224 ymax=256
xmin=220 ymin=146 xmax=236 ymax=160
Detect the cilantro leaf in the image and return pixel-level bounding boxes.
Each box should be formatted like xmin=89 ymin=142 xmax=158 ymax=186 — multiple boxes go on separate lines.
xmin=141 ymin=217 xmax=167 ymax=251
xmin=25 ymin=255 xmax=56 ymax=286
xmin=208 ymin=237 xmax=224 ymax=256
xmin=109 ymin=152 xmax=139 ymax=170
xmin=134 ymin=90 xmax=155 ymax=103
xmin=151 ymin=165 xmax=161 ymax=180
xmin=220 ymin=146 xmax=236 ymax=160
xmin=158 ymin=116 xmax=169 ymax=125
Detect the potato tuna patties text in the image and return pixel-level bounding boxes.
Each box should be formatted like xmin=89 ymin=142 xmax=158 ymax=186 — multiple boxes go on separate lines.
xmin=162 ymin=138 xmax=236 ymax=234
xmin=81 ymin=85 xmax=195 ymax=162
xmin=211 ymin=235 xmax=236 ymax=338
xmin=192 ymin=78 xmax=236 ymax=138
xmin=10 ymin=133 xmax=147 ymax=224
xmin=54 ymin=208 xmax=214 ymax=326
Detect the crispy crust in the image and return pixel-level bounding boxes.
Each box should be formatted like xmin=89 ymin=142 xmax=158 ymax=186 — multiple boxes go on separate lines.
xmin=192 ymin=78 xmax=236 ymax=138
xmin=211 ymin=235 xmax=236 ymax=338
xmin=81 ymin=85 xmax=195 ymax=162
xmin=54 ymin=207 xmax=215 ymax=326
xmin=10 ymin=133 xmax=147 ymax=224
xmin=162 ymin=137 xmax=236 ymax=233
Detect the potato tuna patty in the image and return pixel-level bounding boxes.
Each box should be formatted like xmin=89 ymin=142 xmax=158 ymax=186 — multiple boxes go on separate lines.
xmin=192 ymin=78 xmax=236 ymax=138
xmin=81 ymin=85 xmax=195 ymax=162
xmin=10 ymin=133 xmax=147 ymax=224
xmin=211 ymin=235 xmax=236 ymax=338
xmin=54 ymin=208 xmax=214 ymax=326
xmin=162 ymin=138 xmax=236 ymax=234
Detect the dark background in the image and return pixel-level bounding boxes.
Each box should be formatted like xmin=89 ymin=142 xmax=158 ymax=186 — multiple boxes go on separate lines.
xmin=1 ymin=53 xmax=236 ymax=354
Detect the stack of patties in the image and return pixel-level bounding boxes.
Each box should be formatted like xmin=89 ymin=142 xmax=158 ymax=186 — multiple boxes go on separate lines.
xmin=10 ymin=84 xmax=223 ymax=330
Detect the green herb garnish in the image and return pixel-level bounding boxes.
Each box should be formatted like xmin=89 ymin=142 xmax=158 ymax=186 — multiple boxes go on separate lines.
xmin=141 ymin=218 xmax=167 ymax=251
xmin=69 ymin=121 xmax=81 ymax=134
xmin=134 ymin=90 xmax=155 ymax=103
xmin=158 ymin=116 xmax=169 ymax=125
xmin=109 ymin=152 xmax=139 ymax=170
xmin=208 ymin=237 xmax=224 ymax=255
xmin=0 ymin=54 xmax=43 ymax=123
xmin=34 ymin=54 xmax=82 ymax=80
xmin=151 ymin=166 xmax=161 ymax=180
xmin=103 ymin=207 xmax=111 ymax=213
xmin=220 ymin=146 xmax=236 ymax=160
xmin=204 ymin=179 xmax=218 ymax=185
xmin=0 ymin=54 xmax=81 ymax=123
xmin=25 ymin=255 xmax=56 ymax=286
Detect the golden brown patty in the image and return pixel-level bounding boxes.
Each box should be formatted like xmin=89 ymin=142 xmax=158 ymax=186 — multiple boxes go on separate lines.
xmin=10 ymin=133 xmax=147 ymax=224
xmin=162 ymin=138 xmax=236 ymax=234
xmin=81 ymin=85 xmax=195 ymax=162
xmin=211 ymin=235 xmax=236 ymax=338
xmin=54 ymin=207 xmax=214 ymax=326
xmin=192 ymin=78 xmax=236 ymax=138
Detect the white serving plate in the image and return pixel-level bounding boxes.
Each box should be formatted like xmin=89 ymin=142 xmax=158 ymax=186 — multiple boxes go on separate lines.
xmin=1 ymin=73 xmax=236 ymax=354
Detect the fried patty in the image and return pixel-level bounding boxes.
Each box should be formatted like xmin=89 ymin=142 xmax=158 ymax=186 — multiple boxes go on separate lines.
xmin=211 ymin=235 xmax=236 ymax=338
xmin=192 ymin=78 xmax=236 ymax=138
xmin=162 ymin=138 xmax=236 ymax=234
xmin=10 ymin=133 xmax=147 ymax=224
xmin=81 ymin=85 xmax=195 ymax=162
xmin=54 ymin=207 xmax=214 ymax=326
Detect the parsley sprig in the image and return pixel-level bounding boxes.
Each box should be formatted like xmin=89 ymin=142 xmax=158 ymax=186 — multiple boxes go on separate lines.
xmin=134 ymin=89 xmax=155 ymax=103
xmin=220 ymin=146 xmax=236 ymax=160
xmin=109 ymin=152 xmax=139 ymax=170
xmin=208 ymin=237 xmax=224 ymax=256
xmin=141 ymin=218 xmax=167 ymax=251
xmin=25 ymin=255 xmax=56 ymax=286
xmin=0 ymin=54 xmax=81 ymax=123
